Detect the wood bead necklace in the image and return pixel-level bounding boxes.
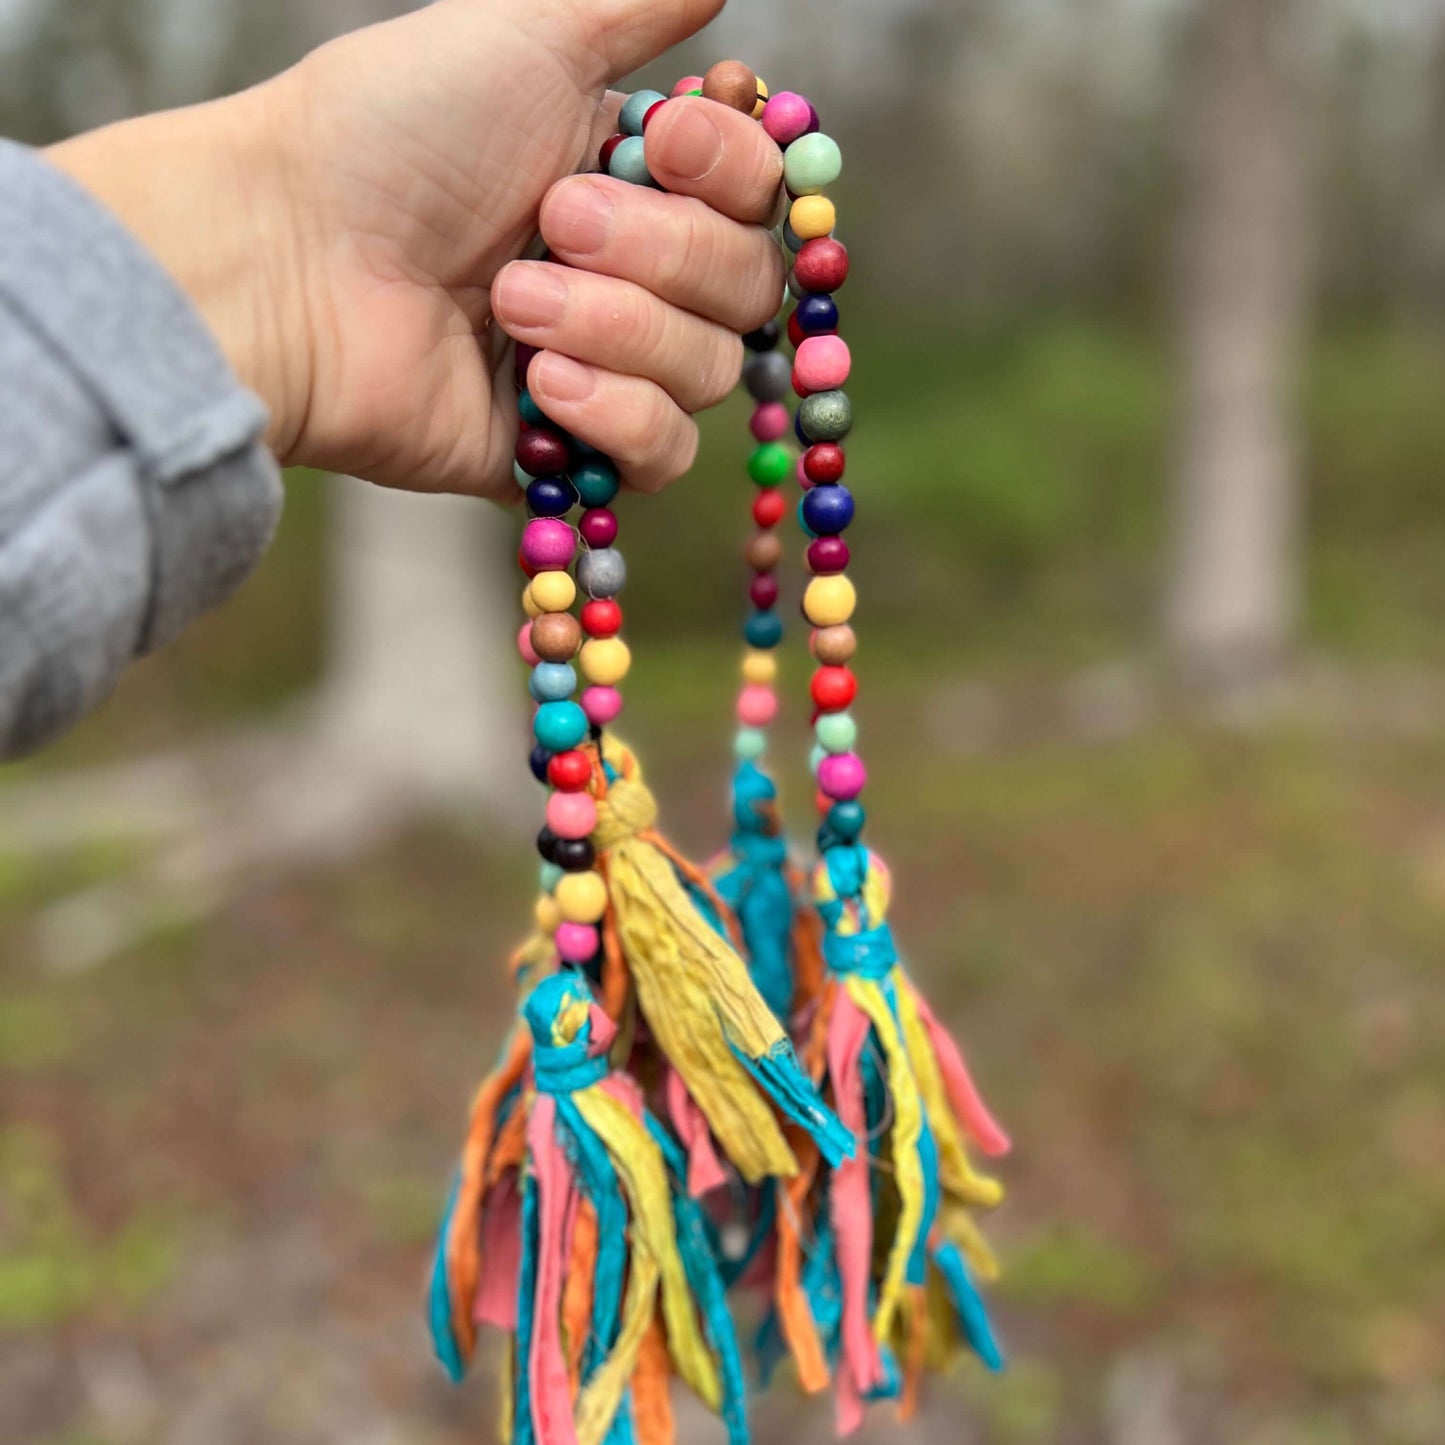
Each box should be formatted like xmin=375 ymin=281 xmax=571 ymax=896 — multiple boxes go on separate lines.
xmin=430 ymin=61 xmax=1010 ymax=1445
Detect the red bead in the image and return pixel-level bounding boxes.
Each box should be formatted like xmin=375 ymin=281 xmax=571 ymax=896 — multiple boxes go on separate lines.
xmin=518 ymin=545 xmax=538 ymax=580
xmin=643 ymin=100 xmax=667 ymax=129
xmin=548 ymin=750 xmax=592 ymax=792
xmin=811 ymin=665 xmax=857 ymax=713
xmin=787 ymin=309 xmax=806 ymax=350
xmin=803 ymin=443 xmax=846 ymax=483
xmin=750 ymin=573 xmax=780 ymax=609
xmin=753 ymin=489 xmax=786 ymax=528
xmin=579 ymin=508 xmax=618 ymax=548
xmin=517 ymin=428 xmax=569 ymax=477
xmin=808 ymin=537 xmax=850 ymax=574
xmin=598 ymin=134 xmax=624 ymax=170
xmin=581 ymin=599 xmax=622 ymax=637
xmin=794 ymin=238 xmax=849 ymax=294
xmin=814 ymin=788 xmax=832 ymax=816
xmin=791 ymin=366 xmax=812 ymax=400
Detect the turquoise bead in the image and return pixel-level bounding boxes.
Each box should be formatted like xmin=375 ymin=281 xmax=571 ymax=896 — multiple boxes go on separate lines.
xmin=529 ymin=662 xmax=577 ymax=703
xmin=620 ymin=90 xmax=667 ymax=136
xmin=827 ymin=800 xmax=866 ymax=840
xmin=783 ymin=133 xmax=842 ymax=196
xmin=734 ymin=727 xmax=768 ymax=761
xmin=518 ymin=389 xmax=544 ymax=426
xmin=540 ymin=861 xmax=565 ymax=893
xmin=745 ymin=610 xmax=784 ymax=648
xmin=534 ymin=699 xmax=588 ymax=752
xmin=574 ymin=459 xmax=621 ymax=508
xmin=809 ymin=742 xmax=827 ymax=777
xmin=514 ymin=461 xmax=533 ymax=489
xmin=797 ymin=496 xmax=818 ymax=540
xmin=609 ymin=135 xmax=655 ymax=187
xmin=816 ymin=712 xmax=857 ymax=754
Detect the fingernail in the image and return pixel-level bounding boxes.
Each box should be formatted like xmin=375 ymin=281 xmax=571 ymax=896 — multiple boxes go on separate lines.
xmin=658 ymin=102 xmax=723 ymax=181
xmin=495 ymin=263 xmax=568 ymax=329
xmin=537 ymin=353 xmax=596 ymax=402
xmin=545 ymin=180 xmax=614 ymax=256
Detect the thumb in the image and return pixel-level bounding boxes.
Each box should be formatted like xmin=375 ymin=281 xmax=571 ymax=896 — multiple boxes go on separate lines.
xmin=539 ymin=0 xmax=727 ymax=86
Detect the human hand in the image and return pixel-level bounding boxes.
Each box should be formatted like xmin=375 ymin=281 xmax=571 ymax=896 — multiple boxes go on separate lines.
xmin=49 ymin=0 xmax=786 ymax=498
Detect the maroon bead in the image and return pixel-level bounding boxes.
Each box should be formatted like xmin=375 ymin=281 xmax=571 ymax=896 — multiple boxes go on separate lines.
xmin=579 ymin=507 xmax=618 ymax=548
xmin=514 ymin=342 xmax=541 ymax=389
xmin=643 ymin=100 xmax=667 ymax=129
xmin=517 ymin=427 xmax=570 ymax=477
xmin=803 ymin=443 xmax=846 ymax=484
xmin=599 ymin=134 xmax=624 ymax=170
xmin=787 ymin=309 xmax=806 ymax=350
xmin=753 ymin=489 xmax=786 ymax=528
xmin=750 ymin=573 xmax=780 ymax=609
xmin=795 ymin=238 xmax=849 ymax=294
xmin=808 ymin=536 xmax=850 ymax=574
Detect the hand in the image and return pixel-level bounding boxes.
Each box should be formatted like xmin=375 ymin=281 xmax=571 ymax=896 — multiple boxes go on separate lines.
xmin=48 ymin=0 xmax=786 ymax=499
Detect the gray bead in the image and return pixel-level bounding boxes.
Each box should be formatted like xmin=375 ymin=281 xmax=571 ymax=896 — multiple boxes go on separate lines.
xmin=743 ymin=349 xmax=792 ymax=403
xmin=783 ymin=218 xmax=805 ymax=253
xmin=799 ymin=390 xmax=853 ymax=443
xmin=577 ymin=547 xmax=627 ymax=598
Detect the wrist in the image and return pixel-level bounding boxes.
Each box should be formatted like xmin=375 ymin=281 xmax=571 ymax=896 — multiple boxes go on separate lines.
xmin=46 ymin=82 xmax=313 ymax=462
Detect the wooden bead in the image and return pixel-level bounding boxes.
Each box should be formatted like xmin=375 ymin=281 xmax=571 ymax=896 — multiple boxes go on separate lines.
xmin=580 ymin=636 xmax=631 ymax=686
xmin=790 ymin=195 xmax=836 ymax=241
xmin=535 ymin=893 xmax=561 ymax=935
xmin=742 ymin=649 xmax=778 ymax=685
xmin=744 ymin=530 xmax=783 ymax=572
xmin=522 ymin=584 xmax=542 ymax=619
xmin=531 ymin=611 xmax=581 ymax=662
xmin=581 ymin=599 xmax=622 ymax=637
xmin=804 ymin=575 xmax=857 ymax=628
xmin=753 ymin=488 xmax=786 ymax=528
xmin=555 ymin=870 xmax=609 ymax=924
xmin=811 ymin=665 xmax=857 ymax=712
xmin=813 ymin=624 xmax=856 ymax=665
xmin=530 ymin=570 xmax=576 ymax=613
xmin=547 ymin=750 xmax=592 ymax=792
xmin=794 ymin=238 xmax=849 ymax=294
xmin=751 ymin=79 xmax=770 ymax=121
xmin=783 ymin=133 xmax=842 ymax=196
xmin=702 ymin=60 xmax=759 ymax=114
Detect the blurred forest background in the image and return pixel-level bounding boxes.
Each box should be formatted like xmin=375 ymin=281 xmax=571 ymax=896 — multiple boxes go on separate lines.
xmin=3 ymin=1 xmax=1445 ymax=1443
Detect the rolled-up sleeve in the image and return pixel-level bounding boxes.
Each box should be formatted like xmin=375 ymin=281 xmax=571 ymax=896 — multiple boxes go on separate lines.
xmin=0 ymin=138 xmax=283 ymax=757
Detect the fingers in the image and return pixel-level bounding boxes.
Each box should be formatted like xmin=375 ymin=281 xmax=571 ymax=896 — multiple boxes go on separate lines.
xmin=643 ymin=97 xmax=784 ymax=225
xmin=493 ymin=260 xmax=742 ymax=412
xmin=526 ymin=351 xmax=699 ymax=494
xmin=557 ymin=0 xmax=726 ymax=85
xmin=539 ymin=175 xmax=783 ymax=334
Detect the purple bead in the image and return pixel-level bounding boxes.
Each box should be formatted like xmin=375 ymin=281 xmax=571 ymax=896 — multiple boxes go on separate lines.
xmin=818 ymin=752 xmax=866 ymax=801
xmin=579 ymin=508 xmax=618 ymax=548
xmin=808 ymin=536 xmax=850 ymax=574
xmin=805 ymin=103 xmax=821 ymax=135
xmin=521 ymin=518 xmax=576 ymax=570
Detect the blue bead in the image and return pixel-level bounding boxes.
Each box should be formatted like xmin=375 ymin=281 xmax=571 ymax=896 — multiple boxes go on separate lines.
xmin=573 ymin=459 xmax=621 ymax=509
xmin=827 ymin=801 xmax=866 ymax=839
xmin=745 ymin=610 xmax=784 ymax=649
xmin=526 ymin=477 xmax=575 ymax=518
xmin=794 ymin=408 xmax=810 ymax=446
xmin=619 ymin=90 xmax=667 ymax=136
xmin=796 ymin=495 xmax=817 ymax=540
xmin=534 ymin=700 xmax=588 ymax=752
xmin=803 ymin=483 xmax=854 ymax=536
xmin=518 ymin=389 xmax=544 ymax=426
xmin=608 ymin=135 xmax=655 ymax=187
xmin=529 ymin=745 xmax=553 ymax=783
xmin=797 ymin=295 xmax=839 ymax=334
xmin=540 ymin=861 xmax=565 ymax=893
xmin=529 ymin=662 xmax=577 ymax=702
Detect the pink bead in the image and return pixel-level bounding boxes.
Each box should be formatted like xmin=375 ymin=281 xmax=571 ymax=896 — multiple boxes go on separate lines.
xmin=797 ymin=456 xmax=815 ymax=490
xmin=517 ymin=621 xmax=541 ymax=666
xmin=750 ymin=402 xmax=789 ymax=442
xmin=794 ymin=336 xmax=851 ymax=394
xmin=547 ymin=790 xmax=598 ymax=840
xmin=521 ymin=518 xmax=575 ymax=570
xmin=671 ymin=75 xmax=705 ymax=98
xmin=818 ymin=752 xmax=867 ymax=801
xmin=555 ymin=922 xmax=600 ymax=963
xmin=737 ymin=684 xmax=779 ymax=727
xmin=581 ymin=685 xmax=624 ymax=725
xmin=762 ymin=92 xmax=813 ymax=148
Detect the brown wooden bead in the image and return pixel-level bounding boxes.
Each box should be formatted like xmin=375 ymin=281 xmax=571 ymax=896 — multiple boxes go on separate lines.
xmin=702 ymin=60 xmax=759 ymax=114
xmin=744 ymin=530 xmax=783 ymax=572
xmin=812 ymin=624 xmax=857 ymax=665
xmin=532 ymin=612 xmax=581 ymax=662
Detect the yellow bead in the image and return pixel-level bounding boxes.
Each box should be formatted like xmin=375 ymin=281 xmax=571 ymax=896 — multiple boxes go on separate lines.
xmin=803 ymin=574 xmax=857 ymax=628
xmin=742 ymin=649 xmax=778 ymax=685
xmin=555 ymin=870 xmax=609 ymax=924
xmin=530 ymin=570 xmax=576 ymax=613
xmin=580 ymin=637 xmax=631 ymax=686
xmin=534 ymin=893 xmax=561 ymax=935
xmin=790 ymin=195 xmax=836 ymax=241
xmin=522 ymin=585 xmax=542 ymax=619
xmin=751 ymin=79 xmax=769 ymax=120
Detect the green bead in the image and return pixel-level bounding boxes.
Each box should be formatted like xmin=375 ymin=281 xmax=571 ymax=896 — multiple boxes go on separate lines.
xmin=573 ymin=459 xmax=620 ymax=508
xmin=809 ymin=742 xmax=827 ymax=777
xmin=816 ymin=712 xmax=857 ymax=754
xmin=827 ymin=801 xmax=866 ymax=840
xmin=540 ymin=861 xmax=564 ymax=893
xmin=748 ymin=442 xmax=792 ymax=487
xmin=734 ymin=727 xmax=767 ymax=761
xmin=514 ymin=461 xmax=533 ymax=489
xmin=799 ymin=390 xmax=853 ymax=443
xmin=783 ymin=133 xmax=842 ymax=196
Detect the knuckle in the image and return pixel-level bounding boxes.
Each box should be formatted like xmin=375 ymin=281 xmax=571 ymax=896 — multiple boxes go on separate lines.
xmin=655 ymin=199 xmax=716 ymax=298
xmin=693 ymin=330 xmax=744 ymax=410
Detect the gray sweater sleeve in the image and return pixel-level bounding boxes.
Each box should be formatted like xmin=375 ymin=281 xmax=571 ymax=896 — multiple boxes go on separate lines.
xmin=0 ymin=139 xmax=284 ymax=758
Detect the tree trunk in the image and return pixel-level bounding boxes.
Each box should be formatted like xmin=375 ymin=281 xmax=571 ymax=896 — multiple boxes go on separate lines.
xmin=1165 ymin=0 xmax=1310 ymax=696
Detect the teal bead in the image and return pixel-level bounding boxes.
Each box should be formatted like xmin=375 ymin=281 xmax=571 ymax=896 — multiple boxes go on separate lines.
xmin=734 ymin=727 xmax=768 ymax=761
xmin=540 ymin=861 xmax=565 ymax=893
xmin=608 ymin=135 xmax=655 ymax=187
xmin=827 ymin=800 xmax=866 ymax=840
xmin=534 ymin=699 xmax=588 ymax=752
xmin=816 ymin=712 xmax=857 ymax=754
xmin=574 ymin=459 xmax=621 ymax=508
xmin=783 ymin=133 xmax=842 ymax=196
xmin=748 ymin=442 xmax=793 ymax=486
xmin=529 ymin=662 xmax=577 ymax=702
xmin=809 ymin=742 xmax=827 ymax=777
xmin=797 ymin=495 xmax=818 ymax=540
xmin=745 ymin=610 xmax=784 ymax=649
xmin=620 ymin=90 xmax=667 ymax=136
xmin=518 ymin=390 xmax=544 ymax=426
xmin=514 ymin=461 xmax=533 ymax=489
